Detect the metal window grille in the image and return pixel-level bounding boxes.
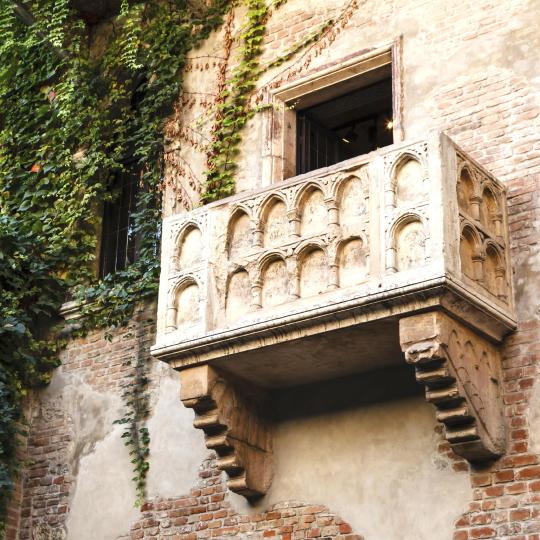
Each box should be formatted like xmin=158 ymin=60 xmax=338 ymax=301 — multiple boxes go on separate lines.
xmin=296 ymin=113 xmax=343 ymax=176
xmin=99 ymin=170 xmax=139 ymax=277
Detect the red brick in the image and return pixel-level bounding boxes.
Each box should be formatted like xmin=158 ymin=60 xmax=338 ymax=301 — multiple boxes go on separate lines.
xmin=516 ymin=466 xmax=540 ymax=480
xmin=510 ymin=509 xmax=530 ymax=521
xmin=470 ymin=526 xmax=496 ymax=538
xmin=484 ymin=485 xmax=504 ymax=498
xmin=472 ymin=474 xmax=492 ymax=487
xmin=494 ymin=470 xmax=514 ymax=483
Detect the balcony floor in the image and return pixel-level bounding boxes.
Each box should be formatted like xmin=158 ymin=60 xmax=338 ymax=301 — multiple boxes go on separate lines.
xmin=212 ymin=318 xmax=403 ymax=389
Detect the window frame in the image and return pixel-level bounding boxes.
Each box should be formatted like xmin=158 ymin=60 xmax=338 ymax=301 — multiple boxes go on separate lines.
xmin=260 ymin=39 xmax=403 ymax=185
xmin=98 ymin=167 xmax=141 ymax=278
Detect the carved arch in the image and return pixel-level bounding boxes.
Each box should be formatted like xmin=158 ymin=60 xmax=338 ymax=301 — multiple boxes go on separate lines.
xmin=295 ymin=183 xmax=328 ymax=238
xmin=331 ymin=166 xmax=370 ymax=200
xmin=225 ymin=268 xmax=252 ymax=323
xmin=259 ymin=253 xmax=290 ymax=308
xmin=460 ymin=220 xmax=482 ymax=246
xmin=292 ymin=180 xmax=329 ymax=208
xmin=257 ymin=249 xmax=288 ymax=271
xmin=173 ymin=223 xmax=203 ymax=272
xmin=460 ymin=222 xmax=482 ymax=281
xmin=337 ymin=236 xmax=369 ymax=288
xmin=388 ymin=212 xmax=429 ymax=272
xmin=259 ymin=194 xmax=289 ymax=248
xmin=456 ymin=163 xmax=479 ymax=217
xmin=227 ymin=207 xmax=252 ymax=260
xmin=294 ymin=238 xmax=328 ymax=258
xmin=483 ymin=240 xmax=507 ymax=300
xmin=296 ymin=243 xmax=329 ymax=298
xmin=334 ymin=171 xmax=370 ymax=232
xmin=166 ymin=277 xmax=201 ymax=332
xmin=390 ymin=153 xmax=427 ymax=206
xmin=479 ymin=183 xmax=501 ymax=236
xmin=259 ymin=192 xmax=289 ymax=219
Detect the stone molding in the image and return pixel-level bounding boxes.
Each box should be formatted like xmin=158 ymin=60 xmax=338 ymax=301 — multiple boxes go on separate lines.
xmin=399 ymin=311 xmax=506 ymax=461
xmin=179 ymin=365 xmax=272 ymax=498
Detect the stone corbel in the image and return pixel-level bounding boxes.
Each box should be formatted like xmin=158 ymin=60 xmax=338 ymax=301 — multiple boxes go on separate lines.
xmin=179 ymin=365 xmax=272 ymax=498
xmin=399 ymin=312 xmax=505 ymax=461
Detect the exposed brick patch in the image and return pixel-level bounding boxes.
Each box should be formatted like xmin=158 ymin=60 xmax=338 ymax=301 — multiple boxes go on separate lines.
xmin=14 ymin=304 xmax=157 ymax=540
xmin=129 ymin=458 xmax=362 ymax=540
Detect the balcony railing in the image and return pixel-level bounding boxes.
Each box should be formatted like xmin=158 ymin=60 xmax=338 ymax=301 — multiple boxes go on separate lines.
xmin=153 ymin=133 xmax=514 ymax=369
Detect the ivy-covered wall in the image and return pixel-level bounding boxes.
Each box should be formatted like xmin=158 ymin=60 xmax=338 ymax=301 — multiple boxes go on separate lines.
xmin=0 ymin=0 xmax=231 ymax=530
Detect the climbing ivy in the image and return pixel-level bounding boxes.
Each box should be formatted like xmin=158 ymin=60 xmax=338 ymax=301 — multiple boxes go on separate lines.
xmin=0 ymin=0 xmax=229 ymax=530
xmin=202 ymin=0 xmax=338 ymax=202
xmin=203 ymin=0 xmax=271 ymax=201
xmin=0 ymin=0 xmax=354 ymax=531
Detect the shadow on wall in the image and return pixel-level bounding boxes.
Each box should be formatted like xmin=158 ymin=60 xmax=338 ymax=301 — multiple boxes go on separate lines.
xmin=227 ymin=364 xmax=471 ymax=540
xmin=273 ymin=364 xmax=422 ymax=420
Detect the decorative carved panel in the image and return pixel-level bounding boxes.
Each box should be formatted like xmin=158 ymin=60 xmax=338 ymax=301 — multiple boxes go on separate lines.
xmin=226 ymin=270 xmax=252 ymax=323
xmin=263 ymin=198 xmax=288 ymax=248
xmin=228 ymin=211 xmax=252 ymax=260
xmin=456 ymin=154 xmax=510 ymax=305
xmin=338 ymin=173 xmax=368 ymax=236
xmin=338 ymin=238 xmax=368 ymax=287
xmin=175 ymin=282 xmax=200 ymax=328
xmin=395 ymin=219 xmax=427 ymax=271
xmin=177 ymin=226 xmax=203 ymax=271
xmin=261 ymin=258 xmax=289 ymax=308
xmin=395 ymin=157 xmax=425 ymax=205
xmin=300 ymin=188 xmax=327 ymax=237
xmin=299 ymin=248 xmax=328 ymax=298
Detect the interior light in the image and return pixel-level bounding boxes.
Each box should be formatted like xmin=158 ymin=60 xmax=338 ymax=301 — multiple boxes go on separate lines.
xmin=385 ymin=119 xmax=394 ymax=130
xmin=342 ymin=125 xmax=357 ymax=144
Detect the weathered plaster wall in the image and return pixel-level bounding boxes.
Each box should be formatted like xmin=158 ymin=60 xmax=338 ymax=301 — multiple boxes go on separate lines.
xmin=145 ymin=365 xmax=207 ymax=499
xmin=229 ymin=368 xmax=471 ymax=540
xmin=268 ymin=397 xmax=467 ymax=540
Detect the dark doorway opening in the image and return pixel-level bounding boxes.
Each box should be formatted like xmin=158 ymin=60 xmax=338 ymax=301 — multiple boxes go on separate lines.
xmin=295 ymin=70 xmax=393 ymax=175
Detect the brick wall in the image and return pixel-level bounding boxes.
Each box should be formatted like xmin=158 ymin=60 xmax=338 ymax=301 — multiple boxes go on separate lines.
xmin=13 ymin=304 xmax=157 ymax=540
xmin=131 ymin=458 xmax=361 ymax=540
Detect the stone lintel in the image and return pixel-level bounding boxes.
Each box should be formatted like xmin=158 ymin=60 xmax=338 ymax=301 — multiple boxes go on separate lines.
xmin=399 ymin=311 xmax=506 ymax=461
xmin=179 ymin=365 xmax=272 ymax=498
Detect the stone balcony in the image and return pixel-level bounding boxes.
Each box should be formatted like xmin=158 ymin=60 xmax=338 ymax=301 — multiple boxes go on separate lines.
xmin=152 ymin=133 xmax=516 ymax=497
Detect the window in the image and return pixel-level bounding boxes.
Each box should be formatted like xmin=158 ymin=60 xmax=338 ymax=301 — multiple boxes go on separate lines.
xmin=261 ymin=43 xmax=402 ymax=184
xmin=99 ymin=169 xmax=140 ymax=277
xmin=295 ymin=70 xmax=393 ymax=175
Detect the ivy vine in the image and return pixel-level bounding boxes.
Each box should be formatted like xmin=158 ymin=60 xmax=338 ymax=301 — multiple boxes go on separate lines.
xmin=0 ymin=0 xmax=356 ymax=532
xmin=0 ymin=0 xmax=229 ymax=530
